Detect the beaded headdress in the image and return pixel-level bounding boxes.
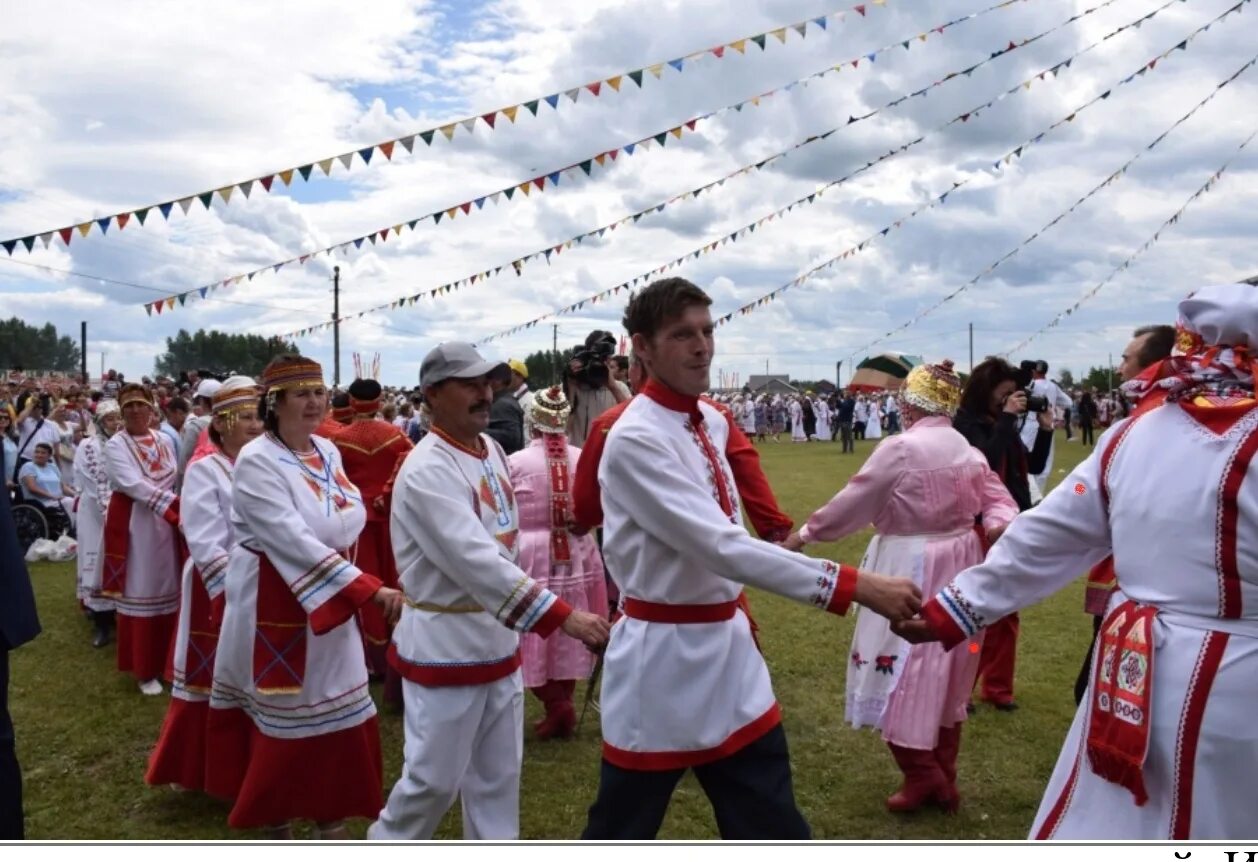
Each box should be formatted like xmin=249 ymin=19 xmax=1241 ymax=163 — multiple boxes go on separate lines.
xmin=901 ymin=360 xmax=962 ymax=417
xmin=118 ymin=383 xmax=154 ymax=409
xmin=211 ymin=376 xmax=261 ymax=431
xmin=260 ymin=357 xmax=324 ymax=393
xmin=529 ymin=385 xmax=571 ymax=433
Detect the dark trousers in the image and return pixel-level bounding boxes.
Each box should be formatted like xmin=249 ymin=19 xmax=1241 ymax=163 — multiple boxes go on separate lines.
xmin=1081 ymin=421 xmax=1095 ymax=446
xmin=1074 ymin=615 xmax=1104 ymax=706
xmin=839 ymin=421 xmax=854 ymax=453
xmin=582 ymin=723 xmax=810 ymax=840
xmin=854 ymin=421 xmax=865 ymax=440
xmin=1 ymin=646 xmax=23 ymax=840
xmin=1063 ymin=408 xmax=1073 ymax=439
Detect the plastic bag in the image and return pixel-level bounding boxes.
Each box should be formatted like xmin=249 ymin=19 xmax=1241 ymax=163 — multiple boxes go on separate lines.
xmin=24 ymin=538 xmax=56 ymax=563
xmin=48 ymin=532 xmax=77 ymax=562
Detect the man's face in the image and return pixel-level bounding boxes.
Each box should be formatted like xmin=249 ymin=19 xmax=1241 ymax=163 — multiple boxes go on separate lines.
xmin=1118 ymin=333 xmax=1153 ymax=382
xmin=426 ymin=376 xmax=494 ymax=436
xmin=632 ymin=304 xmax=714 ymax=398
xmin=168 ymin=407 xmax=188 ymax=429
xmin=510 ymin=371 xmax=525 ymax=391
xmin=122 ymin=401 xmax=153 ymax=434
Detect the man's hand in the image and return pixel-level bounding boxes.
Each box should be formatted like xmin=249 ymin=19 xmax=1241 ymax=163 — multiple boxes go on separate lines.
xmin=985 ymin=522 xmax=1008 ymax=545
xmin=781 ymin=531 xmax=805 ymax=552
xmin=853 ymin=573 xmax=922 ymax=622
xmin=1036 ymin=408 xmax=1054 ymax=431
xmin=372 ymin=495 xmax=388 ymax=514
xmin=561 ymin=610 xmax=611 ymax=649
xmin=372 ymin=586 xmax=404 ymax=626
xmin=891 ymin=618 xmax=940 ymax=644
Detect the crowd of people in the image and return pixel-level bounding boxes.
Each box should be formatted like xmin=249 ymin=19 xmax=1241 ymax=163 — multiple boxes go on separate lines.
xmin=1 ymin=275 xmax=1256 ymax=842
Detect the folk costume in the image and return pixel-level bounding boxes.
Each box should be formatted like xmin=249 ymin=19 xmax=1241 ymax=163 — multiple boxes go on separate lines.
xmin=581 ymin=379 xmax=860 ymax=840
xmin=789 ymin=399 xmax=806 ymax=442
xmin=507 ymin=387 xmax=607 ymax=740
xmin=147 ymin=378 xmax=258 ymax=793
xmin=798 ymin=361 xmax=1017 ymax=812
xmin=73 ymin=400 xmax=120 ymax=622
xmin=102 ymin=386 xmax=182 ymax=690
xmin=206 ymin=358 xmax=384 ymax=829
xmin=333 ymin=378 xmax=413 ymax=691
xmin=919 ymin=283 xmax=1258 ymax=839
xmin=370 ymin=343 xmax=574 ymax=841
xmin=814 ymin=398 xmax=832 ymax=441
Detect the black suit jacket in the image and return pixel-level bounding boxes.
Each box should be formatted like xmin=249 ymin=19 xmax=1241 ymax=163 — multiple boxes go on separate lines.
xmin=0 ymin=445 xmax=41 ymax=650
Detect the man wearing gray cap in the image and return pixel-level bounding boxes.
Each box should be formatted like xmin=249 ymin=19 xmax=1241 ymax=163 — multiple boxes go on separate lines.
xmin=370 ymin=342 xmax=609 ymax=840
xmin=178 ymin=378 xmax=222 ymax=482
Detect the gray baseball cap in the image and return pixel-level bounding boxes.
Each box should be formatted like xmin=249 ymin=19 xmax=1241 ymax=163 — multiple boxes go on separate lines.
xmin=420 ymin=342 xmax=509 ymax=388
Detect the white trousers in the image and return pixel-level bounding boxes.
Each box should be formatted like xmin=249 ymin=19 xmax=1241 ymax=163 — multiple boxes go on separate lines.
xmin=368 ymin=671 xmax=524 ymax=841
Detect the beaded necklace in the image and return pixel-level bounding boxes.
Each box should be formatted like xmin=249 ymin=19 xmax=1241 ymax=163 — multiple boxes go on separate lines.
xmin=270 ymin=432 xmax=357 ymax=560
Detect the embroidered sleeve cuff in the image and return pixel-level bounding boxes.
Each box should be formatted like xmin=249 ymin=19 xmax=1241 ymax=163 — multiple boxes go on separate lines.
xmin=308 ymin=570 xmax=383 ymax=636
xmin=531 ymin=597 xmax=574 ymax=639
xmin=922 ymin=597 xmax=968 ymax=651
xmin=826 ymin=564 xmax=860 ymax=616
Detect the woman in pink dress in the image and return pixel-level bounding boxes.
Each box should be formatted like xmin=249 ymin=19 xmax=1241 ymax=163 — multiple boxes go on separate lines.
xmin=507 ymin=385 xmax=608 ymax=740
xmin=785 ymin=360 xmax=1017 ymax=812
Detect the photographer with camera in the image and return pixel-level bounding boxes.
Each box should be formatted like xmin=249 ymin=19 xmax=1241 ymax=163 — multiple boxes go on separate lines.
xmin=11 ymin=392 xmax=62 ymax=492
xmin=952 ymin=358 xmax=1053 ymax=712
xmin=564 ymin=330 xmax=630 ymax=447
xmin=1015 ymin=360 xmax=1073 ymax=499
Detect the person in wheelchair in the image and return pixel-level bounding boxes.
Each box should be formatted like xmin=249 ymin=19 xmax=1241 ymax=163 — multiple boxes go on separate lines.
xmin=15 ymin=443 xmax=74 ymax=537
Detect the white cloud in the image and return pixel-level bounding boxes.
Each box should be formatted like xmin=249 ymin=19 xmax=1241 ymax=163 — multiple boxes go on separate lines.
xmin=0 ymin=0 xmax=1253 ymax=386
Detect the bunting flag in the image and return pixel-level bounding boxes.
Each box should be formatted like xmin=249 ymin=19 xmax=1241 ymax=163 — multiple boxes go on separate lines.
xmin=150 ymin=0 xmax=1121 ymax=316
xmin=1 ymin=0 xmax=895 ymax=256
xmin=1006 ymin=129 xmax=1257 ymax=355
xmin=846 ymin=45 xmax=1256 ymax=358
xmin=426 ymin=2 xmax=1247 ymax=346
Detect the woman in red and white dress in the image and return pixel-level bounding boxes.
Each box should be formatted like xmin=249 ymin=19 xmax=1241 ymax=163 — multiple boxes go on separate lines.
xmin=74 ymin=399 xmax=121 ymax=648
xmin=102 ymin=383 xmax=182 ymax=696
xmin=147 ymin=377 xmax=262 ymax=792
xmin=205 ymin=355 xmax=402 ymax=838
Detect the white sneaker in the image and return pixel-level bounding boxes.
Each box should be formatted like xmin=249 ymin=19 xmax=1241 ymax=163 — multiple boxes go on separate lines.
xmin=138 ymin=679 xmax=164 ymax=696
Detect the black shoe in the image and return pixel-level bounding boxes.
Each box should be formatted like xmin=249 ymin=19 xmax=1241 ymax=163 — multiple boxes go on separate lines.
xmin=993 ymin=701 xmax=1019 ymax=712
xmin=91 ymin=611 xmax=114 ymax=648
xmin=965 ymin=703 xmax=976 ymax=715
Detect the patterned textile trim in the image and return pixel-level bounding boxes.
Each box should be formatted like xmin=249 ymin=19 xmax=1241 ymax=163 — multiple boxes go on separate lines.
xmin=200 ymin=555 xmax=230 ymax=597
xmin=112 ymin=593 xmax=181 ymax=617
xmin=544 ymin=432 xmax=573 ymax=573
xmin=261 ymin=359 xmax=324 ymax=393
xmin=685 ymin=418 xmax=738 ymax=522
xmin=404 ymin=598 xmax=484 ymax=614
xmin=939 ymin=583 xmax=984 ymax=637
xmin=1215 ymin=422 xmax=1258 ymax=619
xmin=387 ymin=643 xmax=522 ymax=687
xmin=209 ymin=680 xmax=375 ymax=733
xmin=291 ymin=551 xmax=354 ymax=607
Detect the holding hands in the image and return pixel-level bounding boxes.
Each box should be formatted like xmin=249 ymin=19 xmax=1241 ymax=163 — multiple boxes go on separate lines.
xmin=854 ymin=573 xmax=922 ymax=622
xmin=562 ymin=610 xmax=612 ymax=650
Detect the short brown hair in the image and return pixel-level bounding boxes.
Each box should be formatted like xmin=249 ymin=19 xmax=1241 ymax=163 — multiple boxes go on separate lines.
xmin=622 ymin=277 xmax=712 ymax=340
xmin=1132 ymin=324 xmax=1175 ymax=369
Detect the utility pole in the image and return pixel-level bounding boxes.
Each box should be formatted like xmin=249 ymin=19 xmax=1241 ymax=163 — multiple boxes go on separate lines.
xmin=969 ymin=322 xmax=974 ymax=373
xmin=332 ymin=266 xmax=341 ymax=388
xmin=80 ymin=321 xmax=88 ymax=385
xmin=1108 ymin=352 xmax=1114 ymax=393
xmin=835 ymin=360 xmax=842 ymax=389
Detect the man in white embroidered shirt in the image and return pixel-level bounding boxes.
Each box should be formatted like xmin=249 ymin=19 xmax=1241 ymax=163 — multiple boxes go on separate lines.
xmin=369 ymin=342 xmax=609 ymax=841
xmin=582 ymin=278 xmax=921 ymax=840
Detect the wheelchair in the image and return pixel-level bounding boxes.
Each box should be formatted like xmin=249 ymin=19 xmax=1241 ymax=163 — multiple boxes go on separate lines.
xmin=9 ymin=489 xmax=75 ymax=555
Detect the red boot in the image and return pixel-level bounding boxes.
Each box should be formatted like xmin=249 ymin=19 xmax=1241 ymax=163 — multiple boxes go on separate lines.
xmin=531 ymin=680 xmax=576 ymax=740
xmin=886 ymin=742 xmax=951 ymax=813
xmin=933 ymin=724 xmax=963 ymax=813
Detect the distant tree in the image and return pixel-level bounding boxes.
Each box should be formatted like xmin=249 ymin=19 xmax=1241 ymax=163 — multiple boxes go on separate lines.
xmin=0 ymin=317 xmax=81 ymax=372
xmin=1081 ymin=364 xmax=1118 ymax=392
xmin=522 ymin=347 xmax=575 ymax=390
xmin=154 ymin=329 xmax=298 ymax=378
xmin=1058 ymin=368 xmax=1075 ymax=389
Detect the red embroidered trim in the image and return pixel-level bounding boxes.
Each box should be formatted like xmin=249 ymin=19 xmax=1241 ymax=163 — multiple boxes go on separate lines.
xmin=1217 ymin=423 xmax=1258 ymax=619
xmin=544 ymin=433 xmax=573 ymax=569
xmin=1169 ymin=631 xmax=1229 ymax=839
xmin=430 ymin=424 xmax=487 ymax=460
xmin=601 ymin=702 xmax=781 ymax=771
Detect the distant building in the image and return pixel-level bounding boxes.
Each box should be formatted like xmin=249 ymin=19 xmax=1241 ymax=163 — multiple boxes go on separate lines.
xmin=747 ymin=374 xmax=798 ymax=396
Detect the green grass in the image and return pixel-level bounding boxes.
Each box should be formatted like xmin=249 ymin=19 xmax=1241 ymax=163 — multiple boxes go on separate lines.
xmin=12 ymin=431 xmax=1094 ymax=839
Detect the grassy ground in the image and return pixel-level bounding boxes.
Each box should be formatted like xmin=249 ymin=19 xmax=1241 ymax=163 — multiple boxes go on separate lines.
xmin=11 ymin=430 xmax=1094 ymax=839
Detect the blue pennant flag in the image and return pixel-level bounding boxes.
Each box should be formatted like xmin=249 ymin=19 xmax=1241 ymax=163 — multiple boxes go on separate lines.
xmin=359 ymin=147 xmax=374 ymax=164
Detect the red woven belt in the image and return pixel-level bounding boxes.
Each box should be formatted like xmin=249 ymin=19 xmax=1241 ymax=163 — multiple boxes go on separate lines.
xmin=621 ymin=597 xmax=739 ymax=624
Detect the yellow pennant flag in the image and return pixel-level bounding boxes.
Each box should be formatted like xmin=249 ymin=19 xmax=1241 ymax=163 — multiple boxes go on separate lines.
xmin=446 ymin=207 xmax=458 ymax=220
xmin=393 ymin=224 xmax=404 ymax=236
xmin=278 ymin=169 xmax=294 ymax=186
xmin=77 ymin=222 xmax=93 ymax=238
xmin=771 ymin=27 xmax=787 ymax=43
xmin=730 ymin=39 xmax=746 ymax=53
xmin=595 ymin=153 xmax=607 ymax=166
xmin=647 ymin=63 xmax=664 ymax=78
xmin=318 ymin=158 xmax=334 ymax=175
xmin=165 ymin=297 xmax=176 ymax=310
xmin=218 ymin=186 xmax=234 ymax=204
xmin=502 ymin=105 xmax=519 ymax=123
xmin=519 ymin=182 xmax=531 ymax=197
xmin=606 ymin=75 xmax=622 ymax=91
xmin=670 ymin=127 xmax=683 ymax=139
xmin=440 ymin=124 xmax=457 ymax=141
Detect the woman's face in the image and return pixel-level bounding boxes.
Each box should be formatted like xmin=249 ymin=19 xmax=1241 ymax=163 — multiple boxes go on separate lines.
xmin=0 ymin=414 xmax=10 ymax=435
xmin=989 ymin=380 xmax=1017 ymax=416
xmin=216 ymin=407 xmax=264 ymax=452
xmin=273 ymin=386 xmax=328 ymax=438
xmin=100 ymin=413 xmax=122 ymax=436
xmin=122 ymin=401 xmax=153 ymax=435
xmin=32 ymin=446 xmax=51 ymax=466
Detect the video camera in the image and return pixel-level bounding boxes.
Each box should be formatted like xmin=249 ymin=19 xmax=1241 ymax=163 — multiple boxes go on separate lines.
xmin=1013 ymin=360 xmax=1050 ymax=414
xmin=569 ymin=330 xmax=617 ymax=388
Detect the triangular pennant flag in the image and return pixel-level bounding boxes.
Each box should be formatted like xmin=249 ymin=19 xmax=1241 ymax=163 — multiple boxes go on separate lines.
xmin=165 ymin=297 xmax=175 ymax=310
xmin=459 ymin=202 xmax=471 ymax=215
xmin=579 ymin=160 xmax=593 ymax=175
xmin=628 ymin=69 xmax=644 ymax=87
xmin=440 ymin=124 xmax=457 ymax=140
xmin=153 ymin=301 xmax=163 ymax=315
xmin=710 ymin=46 xmax=725 ymax=59
xmin=793 ymin=22 xmax=807 ymax=37
xmin=445 ymin=207 xmax=458 ymax=220
xmin=586 ymin=81 xmax=601 ymax=97
xmin=297 ymin=165 xmax=313 ymax=182
xmin=355 ymin=236 xmax=367 ymax=246
xmin=503 ymin=187 xmax=515 ymax=201
xmin=259 ymin=175 xmax=275 ymax=192
xmin=398 ymin=136 xmax=415 ymax=153
xmin=198 ymin=191 xmax=214 ymax=209
xmin=670 ymin=127 xmax=683 ymax=139
xmin=647 ymin=63 xmax=665 ymax=78
xmin=544 ymin=93 xmax=560 ymax=110
xmin=420 ymin=130 xmax=435 ymax=147
xmin=730 ymin=39 xmax=746 ymax=54
xmin=501 ymin=105 xmax=519 ymax=124
xmin=564 ymin=88 xmax=580 ymax=102
xmin=595 ymin=153 xmax=606 ymax=167
xmin=278 ymin=169 xmax=294 ymax=186
xmin=533 ymin=177 xmax=545 ymax=191
xmin=771 ymin=28 xmax=787 ymax=43
xmin=157 ymin=202 xmax=174 ymax=221
xmin=855 ymin=4 xmax=866 ymax=15
xmin=357 ymin=147 xmax=374 ymax=165
xmin=624 ymin=142 xmax=636 ymax=156
xmin=379 ymin=141 xmax=395 ymax=160
xmin=751 ymin=34 xmax=766 ymax=50
xmin=177 ymin=293 xmax=187 ymax=306
xmin=58 ymin=227 xmax=73 ymax=245
xmin=654 ymin=132 xmax=668 ymax=146
xmin=519 ymin=182 xmax=532 ymax=197
xmin=815 ymin=16 xmax=827 ymax=29
xmin=668 ymin=58 xmax=684 ymax=72
xmin=116 ymin=213 xmax=130 ymax=231
xmin=17 ymin=235 xmax=35 ymax=251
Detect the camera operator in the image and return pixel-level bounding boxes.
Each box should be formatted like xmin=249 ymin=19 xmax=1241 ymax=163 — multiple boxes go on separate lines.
xmin=11 ymin=392 xmax=62 ymax=488
xmin=952 ymin=357 xmax=1053 ymax=712
xmin=564 ymin=330 xmax=630 ymax=447
xmin=1016 ymin=360 xmax=1073 ymax=500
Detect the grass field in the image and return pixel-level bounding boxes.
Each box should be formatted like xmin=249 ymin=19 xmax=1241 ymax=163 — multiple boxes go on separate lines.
xmin=11 ymin=431 xmax=1094 ymax=840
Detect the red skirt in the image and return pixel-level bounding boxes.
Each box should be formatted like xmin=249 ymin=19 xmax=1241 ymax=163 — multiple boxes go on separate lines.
xmin=205 ymin=707 xmax=383 ymax=828
xmin=145 ymin=698 xmax=209 ymax=791
xmin=116 ymin=612 xmax=177 ymax=683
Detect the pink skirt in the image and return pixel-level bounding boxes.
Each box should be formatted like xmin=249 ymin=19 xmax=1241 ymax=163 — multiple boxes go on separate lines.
xmin=518 ymin=529 xmax=608 ymax=688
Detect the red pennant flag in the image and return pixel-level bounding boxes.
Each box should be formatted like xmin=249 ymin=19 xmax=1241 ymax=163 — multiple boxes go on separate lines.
xmin=379 ymin=230 xmax=389 ymax=242
xmin=154 ymin=302 xmax=163 ymax=315
xmin=586 ymin=81 xmax=601 ymax=97
xmin=608 ymin=148 xmax=619 ymax=160
xmin=855 ymin=4 xmax=866 ymax=15
xmin=685 ymin=119 xmax=697 ymax=131
xmin=481 ymin=112 xmax=497 ymax=129
xmin=533 ymin=177 xmax=546 ymax=190
xmin=379 ymin=141 xmax=395 ymax=160
xmin=116 ymin=213 xmax=131 ymax=231
xmin=259 ymin=175 xmax=275 ymax=192
xmin=460 ymin=201 xmax=471 ymax=214
xmin=711 ymin=46 xmax=725 ymax=59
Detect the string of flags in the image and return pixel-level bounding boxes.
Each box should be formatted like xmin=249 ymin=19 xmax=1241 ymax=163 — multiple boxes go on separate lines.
xmin=142 ymin=0 xmax=1040 ymax=317
xmin=1006 ymin=128 xmax=1257 ymax=355
xmin=453 ymin=0 xmax=1237 ymax=346
xmin=0 ymin=0 xmax=897 ymax=257
xmin=848 ymin=41 xmax=1255 ymax=358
